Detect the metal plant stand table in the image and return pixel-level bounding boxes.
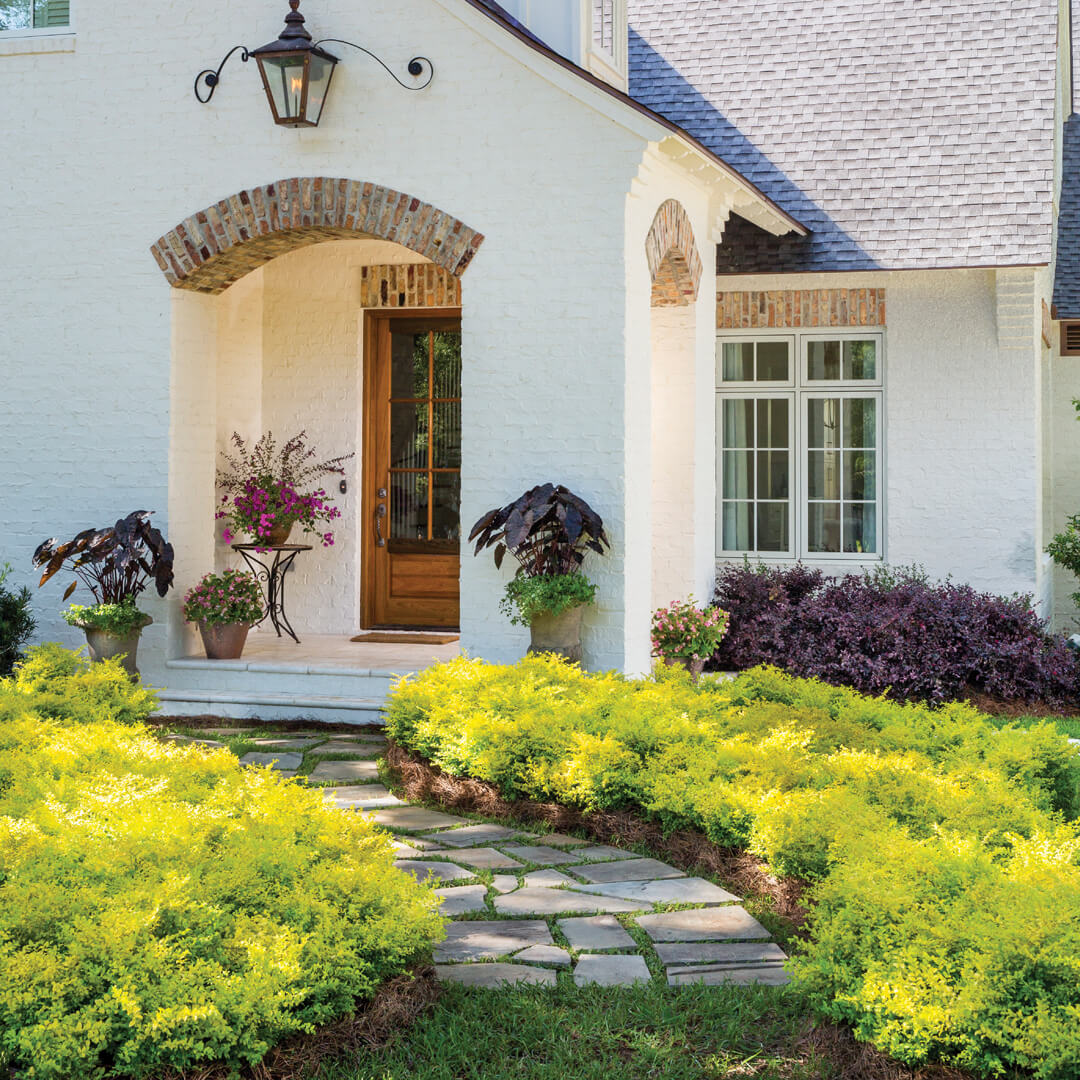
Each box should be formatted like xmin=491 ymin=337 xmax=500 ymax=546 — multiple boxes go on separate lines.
xmin=232 ymin=543 xmax=312 ymax=643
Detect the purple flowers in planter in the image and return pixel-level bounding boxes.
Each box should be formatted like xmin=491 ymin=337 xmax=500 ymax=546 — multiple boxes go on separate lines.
xmin=215 ymin=478 xmax=342 ymax=549
xmin=712 ymin=563 xmax=1080 ymax=706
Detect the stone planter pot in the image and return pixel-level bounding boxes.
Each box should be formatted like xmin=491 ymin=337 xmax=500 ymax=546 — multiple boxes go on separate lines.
xmin=197 ymin=621 xmax=250 ymax=660
xmin=663 ymin=655 xmax=707 ymax=683
xmin=528 ymin=604 xmax=585 ymax=663
xmin=78 ymin=613 xmax=153 ymax=679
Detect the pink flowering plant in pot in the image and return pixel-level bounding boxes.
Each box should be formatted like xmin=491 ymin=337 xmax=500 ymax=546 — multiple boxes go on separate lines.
xmin=182 ymin=569 xmax=265 ymax=660
xmin=651 ymin=597 xmax=729 ymax=682
xmin=216 ymin=431 xmax=353 ymax=550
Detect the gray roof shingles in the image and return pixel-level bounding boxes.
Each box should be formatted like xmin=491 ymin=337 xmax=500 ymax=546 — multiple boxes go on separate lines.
xmin=1053 ymin=116 xmax=1080 ymax=317
xmin=627 ymin=0 xmax=1058 ymax=273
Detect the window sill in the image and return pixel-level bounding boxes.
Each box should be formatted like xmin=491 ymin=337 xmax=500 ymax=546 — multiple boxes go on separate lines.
xmin=0 ymin=31 xmax=75 ymax=56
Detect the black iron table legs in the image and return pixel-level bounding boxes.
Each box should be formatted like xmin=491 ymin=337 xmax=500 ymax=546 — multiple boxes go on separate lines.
xmin=232 ymin=543 xmax=312 ymax=643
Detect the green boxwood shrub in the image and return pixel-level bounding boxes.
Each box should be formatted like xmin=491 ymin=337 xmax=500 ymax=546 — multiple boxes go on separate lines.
xmin=0 ymin=563 xmax=34 ymax=677
xmin=386 ymin=655 xmax=1080 ymax=1078
xmin=0 ymin=648 xmax=443 ymax=1080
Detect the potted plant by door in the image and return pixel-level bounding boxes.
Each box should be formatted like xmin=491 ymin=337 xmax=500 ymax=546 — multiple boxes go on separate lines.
xmin=216 ymin=430 xmax=353 ymax=548
xmin=32 ymin=511 xmax=175 ymax=678
xmin=469 ymin=483 xmax=609 ymax=663
xmin=182 ymin=568 xmax=265 ymax=659
xmin=650 ymin=598 xmax=729 ymax=683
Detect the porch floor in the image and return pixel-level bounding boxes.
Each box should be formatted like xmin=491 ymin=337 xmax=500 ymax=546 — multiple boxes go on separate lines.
xmin=173 ymin=631 xmax=461 ymax=676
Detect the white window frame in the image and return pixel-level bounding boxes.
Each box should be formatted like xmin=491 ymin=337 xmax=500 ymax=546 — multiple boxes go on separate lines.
xmin=716 ymin=329 xmax=886 ymax=562
xmin=716 ymin=390 xmax=796 ymax=559
xmin=0 ymin=1 xmax=73 ymax=38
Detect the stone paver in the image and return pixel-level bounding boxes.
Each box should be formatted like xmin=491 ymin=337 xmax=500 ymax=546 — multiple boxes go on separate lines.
xmin=567 ymin=858 xmax=685 ymax=883
xmin=162 ymin=734 xmax=225 ymax=748
xmin=494 ymin=888 xmax=646 ymax=916
xmin=523 ymin=869 xmax=577 ymax=888
xmin=490 ymin=875 xmax=519 ymax=893
xmin=434 ymin=920 xmax=553 ymax=962
xmin=574 ymin=845 xmax=638 ymax=861
xmin=501 ymin=844 xmax=580 ymax=866
xmin=637 ymin=907 xmax=770 ymax=942
xmin=433 ymin=885 xmax=489 ymax=915
xmin=393 ymin=859 xmax=476 ymax=885
xmin=308 ymin=759 xmax=380 ymax=782
xmin=558 ymin=915 xmax=637 ymax=951
xmin=239 ymin=752 xmax=303 ymax=771
xmin=574 ymin=954 xmax=651 ymax=987
xmin=435 ymin=963 xmax=556 ymax=988
xmin=576 ymin=878 xmax=738 ymax=906
xmin=450 ymin=847 xmax=525 ymax=870
xmin=323 ymin=785 xmax=403 ymax=809
xmin=364 ymin=807 xmax=467 ymax=830
xmin=655 ymin=943 xmax=787 ymax=966
xmin=247 ymin=737 xmax=323 ymax=749
xmin=423 ymin=824 xmax=535 ymax=848
xmin=515 ymin=944 xmax=572 ymax=967
xmin=668 ymin=965 xmax=790 ymax=987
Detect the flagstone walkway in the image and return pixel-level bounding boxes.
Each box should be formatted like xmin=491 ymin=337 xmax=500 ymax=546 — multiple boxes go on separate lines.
xmin=165 ymin=723 xmax=791 ymax=989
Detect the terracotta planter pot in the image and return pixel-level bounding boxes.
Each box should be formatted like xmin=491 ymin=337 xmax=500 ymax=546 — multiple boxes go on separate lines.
xmin=198 ymin=621 xmax=250 ymax=660
xmin=663 ymin=655 xmax=707 ymax=683
xmin=260 ymin=520 xmax=295 ymax=546
xmin=528 ymin=604 xmax=585 ymax=663
xmin=79 ymin=613 xmax=153 ymax=679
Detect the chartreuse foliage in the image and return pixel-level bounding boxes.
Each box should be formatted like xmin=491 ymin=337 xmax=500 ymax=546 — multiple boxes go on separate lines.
xmin=0 ymin=647 xmax=443 ymax=1080
xmin=386 ymin=655 xmax=1080 ymax=1078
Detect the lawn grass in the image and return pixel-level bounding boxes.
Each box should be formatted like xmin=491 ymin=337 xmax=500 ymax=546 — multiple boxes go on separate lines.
xmin=986 ymin=714 xmax=1080 ymax=739
xmin=314 ymin=981 xmax=830 ymax=1080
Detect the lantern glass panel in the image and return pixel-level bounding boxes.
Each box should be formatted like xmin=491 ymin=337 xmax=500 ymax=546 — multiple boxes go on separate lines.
xmin=305 ymin=55 xmax=335 ymax=124
xmin=260 ymin=54 xmax=308 ymax=121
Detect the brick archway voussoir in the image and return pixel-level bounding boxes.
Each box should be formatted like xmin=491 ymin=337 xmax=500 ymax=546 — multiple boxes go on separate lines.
xmin=150 ymin=178 xmax=485 ymax=295
xmin=646 ymin=199 xmax=703 ymax=308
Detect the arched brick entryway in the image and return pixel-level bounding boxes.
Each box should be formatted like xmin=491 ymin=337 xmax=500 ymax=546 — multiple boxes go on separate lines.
xmin=646 ymin=199 xmax=702 ymax=307
xmin=151 ymin=178 xmax=485 ymax=294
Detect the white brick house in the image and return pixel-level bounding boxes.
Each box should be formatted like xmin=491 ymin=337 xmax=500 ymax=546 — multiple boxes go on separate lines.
xmin=2 ymin=0 xmax=1079 ymax=714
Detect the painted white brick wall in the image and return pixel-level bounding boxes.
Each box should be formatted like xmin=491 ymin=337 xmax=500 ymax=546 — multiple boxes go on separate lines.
xmin=0 ymin=0 xmax=685 ymax=677
xmin=714 ymin=269 xmax=1044 ymax=601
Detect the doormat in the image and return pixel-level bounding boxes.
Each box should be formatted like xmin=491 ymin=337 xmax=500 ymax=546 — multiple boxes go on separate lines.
xmin=350 ymin=632 xmax=460 ymax=645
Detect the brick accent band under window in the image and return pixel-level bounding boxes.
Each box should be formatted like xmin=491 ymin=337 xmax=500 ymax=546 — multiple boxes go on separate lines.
xmin=359 ymin=264 xmax=461 ymax=309
xmin=717 ymin=289 xmax=887 ymax=329
xmin=151 ymin=178 xmax=484 ymax=295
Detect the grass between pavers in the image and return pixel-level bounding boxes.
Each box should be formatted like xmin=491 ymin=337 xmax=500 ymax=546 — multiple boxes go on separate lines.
xmin=312 ymin=981 xmax=831 ymax=1080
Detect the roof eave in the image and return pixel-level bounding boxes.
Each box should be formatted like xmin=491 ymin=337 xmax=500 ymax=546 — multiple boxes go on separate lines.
xmin=459 ymin=0 xmax=808 ymax=237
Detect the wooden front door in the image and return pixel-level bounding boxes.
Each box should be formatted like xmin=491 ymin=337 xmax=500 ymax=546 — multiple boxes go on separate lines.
xmin=363 ymin=310 xmax=462 ymax=628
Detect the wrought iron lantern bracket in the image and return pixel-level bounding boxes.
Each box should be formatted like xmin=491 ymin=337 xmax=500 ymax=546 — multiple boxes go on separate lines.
xmin=312 ymin=39 xmax=433 ymax=91
xmin=194 ymin=44 xmax=251 ymax=104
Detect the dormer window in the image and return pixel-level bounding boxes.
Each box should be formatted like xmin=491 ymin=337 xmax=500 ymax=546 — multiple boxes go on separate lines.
xmin=0 ymin=0 xmax=69 ymax=32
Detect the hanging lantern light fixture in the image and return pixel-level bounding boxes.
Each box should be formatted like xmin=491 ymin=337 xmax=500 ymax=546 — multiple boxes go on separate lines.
xmin=194 ymin=0 xmax=433 ymax=128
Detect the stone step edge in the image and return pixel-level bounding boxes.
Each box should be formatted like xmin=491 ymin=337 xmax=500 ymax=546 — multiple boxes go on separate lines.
xmin=165 ymin=658 xmax=412 ymax=679
xmin=156 ymin=689 xmax=387 ymax=712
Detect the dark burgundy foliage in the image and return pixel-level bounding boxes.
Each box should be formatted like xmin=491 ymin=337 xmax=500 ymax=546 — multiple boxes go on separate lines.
xmin=469 ymin=484 xmax=609 ymax=577
xmin=33 ymin=511 xmax=175 ymax=605
xmin=712 ymin=562 xmax=1080 ymax=706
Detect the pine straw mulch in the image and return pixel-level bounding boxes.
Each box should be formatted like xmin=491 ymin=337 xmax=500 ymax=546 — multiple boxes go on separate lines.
xmin=385 ymin=741 xmax=811 ymax=934
xmin=160 ymin=967 xmax=441 ymax=1080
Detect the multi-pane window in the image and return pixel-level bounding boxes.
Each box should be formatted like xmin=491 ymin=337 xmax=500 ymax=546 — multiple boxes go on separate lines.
xmin=717 ymin=333 xmax=883 ymax=559
xmin=0 ymin=0 xmax=69 ymax=31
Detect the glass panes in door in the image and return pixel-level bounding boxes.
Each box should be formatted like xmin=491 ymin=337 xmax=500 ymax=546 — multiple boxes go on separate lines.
xmin=806 ymin=395 xmax=878 ymax=553
xmin=388 ymin=328 xmax=462 ymax=545
xmin=719 ymin=396 xmax=791 ymax=553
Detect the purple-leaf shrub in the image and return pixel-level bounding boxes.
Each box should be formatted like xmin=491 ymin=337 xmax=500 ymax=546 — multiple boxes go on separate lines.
xmin=712 ymin=563 xmax=1080 ymax=706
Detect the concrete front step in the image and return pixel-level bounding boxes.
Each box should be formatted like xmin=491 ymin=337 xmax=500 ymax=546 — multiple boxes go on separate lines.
xmin=163 ymin=657 xmax=402 ymax=699
xmin=156 ymin=687 xmax=386 ymax=724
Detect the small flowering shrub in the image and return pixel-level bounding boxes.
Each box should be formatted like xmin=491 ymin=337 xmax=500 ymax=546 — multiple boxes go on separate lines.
xmin=182 ymin=568 xmax=265 ymax=626
xmin=651 ymin=597 xmax=729 ymax=662
xmin=0 ymin=648 xmax=442 ymax=1079
xmin=712 ymin=562 xmax=1080 ymax=705
xmin=387 ymin=655 xmax=1080 ymax=1078
xmin=216 ymin=431 xmax=352 ymax=547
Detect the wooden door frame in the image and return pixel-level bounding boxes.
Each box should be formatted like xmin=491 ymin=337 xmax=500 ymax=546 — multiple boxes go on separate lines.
xmin=360 ymin=306 xmax=463 ymax=629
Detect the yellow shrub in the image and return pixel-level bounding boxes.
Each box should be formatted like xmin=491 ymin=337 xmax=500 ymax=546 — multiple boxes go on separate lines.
xmin=0 ymin=651 xmax=443 ymax=1079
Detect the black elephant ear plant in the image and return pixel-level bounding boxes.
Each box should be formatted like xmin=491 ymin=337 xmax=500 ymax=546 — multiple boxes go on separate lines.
xmin=469 ymin=483 xmax=609 ymax=663
xmin=32 ymin=511 xmax=175 ymax=678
